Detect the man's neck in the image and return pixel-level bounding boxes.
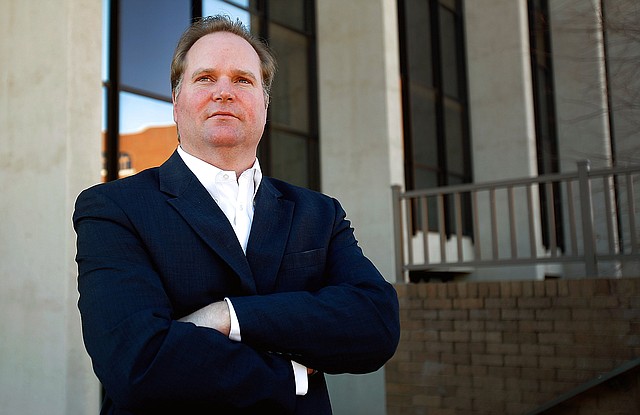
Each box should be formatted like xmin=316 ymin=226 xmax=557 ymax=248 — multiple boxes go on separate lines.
xmin=179 ymin=145 xmax=256 ymax=179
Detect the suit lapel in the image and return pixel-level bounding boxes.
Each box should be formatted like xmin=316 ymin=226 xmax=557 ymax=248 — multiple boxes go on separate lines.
xmin=159 ymin=151 xmax=257 ymax=294
xmin=246 ymin=178 xmax=294 ymax=294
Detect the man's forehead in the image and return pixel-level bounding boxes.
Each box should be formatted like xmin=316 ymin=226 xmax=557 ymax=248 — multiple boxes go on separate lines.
xmin=189 ymin=32 xmax=260 ymax=62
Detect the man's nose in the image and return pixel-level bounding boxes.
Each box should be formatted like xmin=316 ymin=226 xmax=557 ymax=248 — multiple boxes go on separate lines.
xmin=213 ymin=79 xmax=234 ymax=101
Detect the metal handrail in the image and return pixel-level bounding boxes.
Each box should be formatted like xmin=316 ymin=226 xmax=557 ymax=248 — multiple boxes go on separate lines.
xmin=392 ymin=161 xmax=640 ymax=281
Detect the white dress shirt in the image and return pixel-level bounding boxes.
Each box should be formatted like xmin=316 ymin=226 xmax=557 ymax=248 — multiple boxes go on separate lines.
xmin=177 ymin=146 xmax=308 ymax=395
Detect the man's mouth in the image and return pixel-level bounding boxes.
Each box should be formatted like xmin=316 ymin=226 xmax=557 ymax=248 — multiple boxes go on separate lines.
xmin=210 ymin=111 xmax=237 ymax=119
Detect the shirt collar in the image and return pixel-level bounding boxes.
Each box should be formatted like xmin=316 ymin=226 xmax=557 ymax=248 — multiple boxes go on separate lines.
xmin=176 ymin=146 xmax=263 ymax=198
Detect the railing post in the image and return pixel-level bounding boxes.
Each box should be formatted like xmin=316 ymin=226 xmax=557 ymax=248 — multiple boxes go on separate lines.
xmin=391 ymin=185 xmax=406 ymax=283
xmin=577 ymin=160 xmax=598 ymax=277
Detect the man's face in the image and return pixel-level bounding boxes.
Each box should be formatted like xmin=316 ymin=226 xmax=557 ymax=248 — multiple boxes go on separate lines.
xmin=173 ymin=32 xmax=267 ymax=164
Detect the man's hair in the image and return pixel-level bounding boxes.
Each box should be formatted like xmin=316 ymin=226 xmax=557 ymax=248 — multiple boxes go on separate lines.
xmin=170 ymin=15 xmax=277 ymax=105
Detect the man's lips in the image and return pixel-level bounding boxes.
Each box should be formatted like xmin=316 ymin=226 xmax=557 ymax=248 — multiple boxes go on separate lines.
xmin=209 ymin=111 xmax=238 ymax=119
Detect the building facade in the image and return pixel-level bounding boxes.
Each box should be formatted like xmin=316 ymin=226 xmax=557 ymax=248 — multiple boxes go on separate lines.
xmin=1 ymin=0 xmax=637 ymax=413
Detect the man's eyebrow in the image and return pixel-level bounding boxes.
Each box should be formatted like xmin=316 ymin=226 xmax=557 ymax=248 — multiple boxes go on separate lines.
xmin=190 ymin=68 xmax=259 ymax=80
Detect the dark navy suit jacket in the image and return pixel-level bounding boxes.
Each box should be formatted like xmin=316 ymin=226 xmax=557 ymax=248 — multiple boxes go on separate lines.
xmin=73 ymin=151 xmax=400 ymax=414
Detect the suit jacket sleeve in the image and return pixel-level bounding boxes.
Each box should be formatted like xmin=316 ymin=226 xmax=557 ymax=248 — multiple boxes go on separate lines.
xmin=73 ymin=186 xmax=298 ymax=412
xmin=230 ymin=194 xmax=400 ymax=375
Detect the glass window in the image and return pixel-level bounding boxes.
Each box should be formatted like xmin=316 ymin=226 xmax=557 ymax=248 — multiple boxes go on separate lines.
xmin=439 ymin=6 xmax=460 ymax=98
xmin=444 ymin=99 xmax=464 ymax=176
xmin=404 ymin=0 xmax=433 ymax=88
xmin=120 ymin=0 xmax=191 ymax=100
xmin=119 ymin=92 xmax=174 ymax=135
xmin=203 ymin=0 xmax=252 ymax=27
xmin=410 ymin=89 xmax=438 ymax=168
xmin=528 ymin=0 xmax=563 ymax=250
xmin=399 ymin=0 xmax=472 ymax=235
xmin=269 ymin=23 xmax=310 ymax=133
xmin=270 ymin=130 xmax=309 ymax=187
xmin=268 ymin=0 xmax=307 ymax=32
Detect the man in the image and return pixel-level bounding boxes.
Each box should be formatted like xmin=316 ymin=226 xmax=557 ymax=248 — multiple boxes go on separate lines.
xmin=74 ymin=16 xmax=399 ymax=415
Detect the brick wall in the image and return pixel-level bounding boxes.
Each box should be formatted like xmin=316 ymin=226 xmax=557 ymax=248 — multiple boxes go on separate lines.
xmin=386 ymin=278 xmax=640 ymax=414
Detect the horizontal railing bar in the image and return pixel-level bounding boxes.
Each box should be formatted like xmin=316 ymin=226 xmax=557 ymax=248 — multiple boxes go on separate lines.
xmin=398 ymin=165 xmax=638 ymax=200
xmin=393 ymin=161 xmax=640 ymax=279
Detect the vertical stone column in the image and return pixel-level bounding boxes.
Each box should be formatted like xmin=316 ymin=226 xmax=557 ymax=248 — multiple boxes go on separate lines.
xmin=464 ymin=0 xmax=545 ymax=279
xmin=317 ymin=0 xmax=404 ymax=283
xmin=550 ymin=0 xmax=618 ymax=277
xmin=316 ymin=0 xmax=404 ymax=413
xmin=0 ymin=0 xmax=102 ymax=413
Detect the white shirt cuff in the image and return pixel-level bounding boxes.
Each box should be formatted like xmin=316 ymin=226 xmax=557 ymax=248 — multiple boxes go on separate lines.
xmin=224 ymin=298 xmax=241 ymax=342
xmin=291 ymin=361 xmax=309 ymax=396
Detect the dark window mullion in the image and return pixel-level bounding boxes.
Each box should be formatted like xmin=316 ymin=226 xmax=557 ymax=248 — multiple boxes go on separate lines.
xmin=106 ymin=0 xmax=121 ymax=182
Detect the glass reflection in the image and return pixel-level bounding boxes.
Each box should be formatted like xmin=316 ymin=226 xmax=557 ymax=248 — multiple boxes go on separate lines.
xmin=203 ymin=0 xmax=251 ymax=28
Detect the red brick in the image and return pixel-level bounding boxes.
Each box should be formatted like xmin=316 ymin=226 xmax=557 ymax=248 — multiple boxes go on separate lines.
xmin=504 ymin=377 xmax=539 ymax=391
xmin=424 ymin=298 xmax=453 ymax=310
xmin=520 ymin=343 xmax=555 ymax=356
xmin=454 ymin=320 xmax=484 ymax=331
xmin=589 ymin=296 xmax=620 ymax=308
xmin=538 ymin=379 xmax=576 ymax=394
xmin=387 ymin=278 xmax=639 ymax=415
xmin=472 ymin=331 xmax=503 ymax=343
xmin=518 ymin=297 xmax=552 ymax=308
xmin=453 ymin=298 xmax=484 ymax=309
xmin=556 ymin=368 xmax=595 ymax=383
xmin=553 ymin=320 xmax=591 ymax=332
xmin=440 ymin=330 xmax=470 ymax=342
xmin=539 ymin=356 xmax=575 ymax=369
xmin=472 ymin=354 xmax=504 ymax=366
xmin=501 ymin=308 xmax=535 ymax=320
xmin=503 ymin=332 xmax=538 ymax=344
xmin=521 ymin=281 xmax=534 ymax=297
xmin=455 ymin=364 xmax=488 ymax=376
xmin=485 ymin=297 xmax=517 ymax=309
xmin=408 ymin=309 xmax=438 ymax=320
xmin=446 ymin=283 xmax=457 ymax=297
xmin=486 ymin=342 xmax=519 ymax=355
xmin=425 ymin=341 xmax=453 ymax=354
xmin=544 ymin=279 xmax=558 ymax=296
xmin=442 ymin=395 xmax=473 ymax=411
xmin=485 ymin=320 xmax=518 ymax=332
xmin=519 ymin=320 xmax=553 ymax=333
xmin=535 ymin=308 xmax=571 ymax=321
xmin=504 ymin=355 xmax=538 ymax=368
xmin=412 ymin=394 xmax=442 ymax=407
xmin=510 ymin=281 xmax=523 ymax=297
xmin=538 ymin=332 xmax=574 ymax=345
xmin=424 ymin=320 xmax=454 ymax=331
xmin=410 ymin=330 xmax=438 ymax=342
xmin=437 ymin=283 xmax=448 ymax=299
xmin=520 ymin=367 xmax=555 ymax=380
xmin=438 ymin=309 xmax=468 ymax=321
xmin=533 ymin=280 xmax=546 ymax=297
xmin=594 ymin=278 xmax=612 ymax=295
xmin=592 ymin=320 xmax=630 ymax=333
xmin=500 ymin=281 xmax=512 ymax=297
xmin=469 ymin=308 xmax=500 ymax=320
xmin=553 ymin=296 xmax=589 ymax=308
xmin=440 ymin=352 xmax=470 ymax=365
xmin=400 ymin=319 xmax=424 ymax=330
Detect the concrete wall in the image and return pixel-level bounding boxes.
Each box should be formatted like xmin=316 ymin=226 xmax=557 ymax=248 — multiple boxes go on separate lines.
xmin=387 ymin=278 xmax=640 ymax=414
xmin=316 ymin=0 xmax=404 ymax=283
xmin=464 ymin=0 xmax=546 ymax=280
xmin=316 ymin=0 xmax=404 ymax=413
xmin=0 ymin=1 xmax=102 ymax=413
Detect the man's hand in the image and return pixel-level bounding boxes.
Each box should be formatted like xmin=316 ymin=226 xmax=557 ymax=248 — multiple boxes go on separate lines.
xmin=179 ymin=301 xmax=231 ymax=336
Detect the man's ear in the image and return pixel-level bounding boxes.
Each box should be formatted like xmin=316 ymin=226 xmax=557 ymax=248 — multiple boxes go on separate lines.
xmin=172 ymin=92 xmax=178 ymax=123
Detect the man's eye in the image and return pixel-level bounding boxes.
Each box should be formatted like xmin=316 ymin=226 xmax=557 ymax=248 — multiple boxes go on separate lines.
xmin=237 ymin=78 xmax=251 ymax=84
xmin=197 ymin=76 xmax=213 ymax=82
